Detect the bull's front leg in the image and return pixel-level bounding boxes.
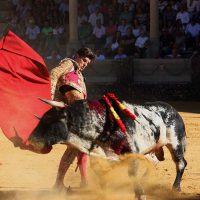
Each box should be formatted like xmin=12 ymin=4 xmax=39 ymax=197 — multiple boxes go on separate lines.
xmin=54 ymin=146 xmax=79 ymax=190
xmin=128 ymin=159 xmax=147 ymax=200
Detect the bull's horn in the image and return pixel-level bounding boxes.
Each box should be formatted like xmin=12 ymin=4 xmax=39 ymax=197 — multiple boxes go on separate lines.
xmin=38 ymin=98 xmax=65 ymax=108
xmin=34 ymin=114 xmax=41 ymax=120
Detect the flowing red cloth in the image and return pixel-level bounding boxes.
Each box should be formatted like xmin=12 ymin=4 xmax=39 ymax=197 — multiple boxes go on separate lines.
xmin=0 ymin=30 xmax=51 ymax=147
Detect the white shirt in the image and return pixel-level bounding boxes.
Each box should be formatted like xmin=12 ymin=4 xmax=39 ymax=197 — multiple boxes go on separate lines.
xmin=78 ymin=15 xmax=88 ymax=26
xmin=25 ymin=25 xmax=40 ymax=40
xmin=135 ymin=36 xmax=148 ymax=48
xmin=111 ymin=41 xmax=119 ymax=51
xmin=187 ymin=0 xmax=200 ymax=12
xmin=185 ymin=22 xmax=200 ymax=37
xmin=117 ymin=24 xmax=130 ymax=36
xmin=96 ymin=54 xmax=106 ymax=61
xmin=59 ymin=2 xmax=69 ymax=14
xmin=93 ymin=25 xmax=106 ymax=38
xmin=176 ymin=11 xmax=190 ymax=24
xmin=88 ymin=12 xmax=104 ymax=27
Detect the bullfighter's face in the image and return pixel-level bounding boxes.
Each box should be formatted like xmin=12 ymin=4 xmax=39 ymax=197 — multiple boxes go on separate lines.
xmin=75 ymin=55 xmax=91 ymax=71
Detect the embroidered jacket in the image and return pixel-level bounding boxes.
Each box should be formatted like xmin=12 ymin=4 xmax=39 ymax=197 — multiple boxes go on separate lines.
xmin=50 ymin=58 xmax=87 ymax=102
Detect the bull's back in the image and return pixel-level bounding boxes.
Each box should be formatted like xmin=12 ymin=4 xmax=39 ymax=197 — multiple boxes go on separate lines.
xmin=144 ymin=101 xmax=186 ymax=137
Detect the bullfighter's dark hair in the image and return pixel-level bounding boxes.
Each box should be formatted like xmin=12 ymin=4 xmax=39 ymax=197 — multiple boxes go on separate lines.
xmin=76 ymin=47 xmax=96 ymax=60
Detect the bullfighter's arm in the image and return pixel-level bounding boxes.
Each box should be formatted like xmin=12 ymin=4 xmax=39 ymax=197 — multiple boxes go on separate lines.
xmin=50 ymin=59 xmax=75 ymax=99
xmin=62 ymin=90 xmax=85 ymax=105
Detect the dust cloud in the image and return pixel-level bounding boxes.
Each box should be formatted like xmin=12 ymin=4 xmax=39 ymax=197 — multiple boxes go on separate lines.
xmin=0 ymin=153 xmax=185 ymax=200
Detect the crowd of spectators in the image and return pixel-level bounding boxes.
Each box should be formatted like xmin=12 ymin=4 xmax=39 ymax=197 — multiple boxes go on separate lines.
xmin=7 ymin=0 xmax=200 ymax=63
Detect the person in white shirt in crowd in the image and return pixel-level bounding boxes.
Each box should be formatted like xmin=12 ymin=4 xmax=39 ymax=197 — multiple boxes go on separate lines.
xmin=25 ymin=19 xmax=40 ymax=50
xmin=88 ymin=6 xmax=104 ymax=27
xmin=176 ymin=5 xmax=190 ymax=26
xmin=134 ymin=29 xmax=149 ymax=58
xmin=88 ymin=0 xmax=99 ymax=15
xmin=187 ymin=0 xmax=200 ymax=18
xmin=92 ymin=19 xmax=106 ymax=49
xmin=117 ymin=19 xmax=130 ymax=37
xmin=185 ymin=18 xmax=200 ymax=50
xmin=114 ymin=46 xmax=127 ymax=60
xmin=95 ymin=49 xmax=106 ymax=61
xmin=78 ymin=10 xmax=88 ymax=27
xmin=158 ymin=0 xmax=168 ymax=12
xmin=58 ymin=0 xmax=69 ymax=23
xmin=132 ymin=18 xmax=142 ymax=38
xmin=58 ymin=0 xmax=69 ymax=15
xmin=16 ymin=0 xmax=31 ymax=23
xmin=119 ymin=4 xmax=133 ymax=24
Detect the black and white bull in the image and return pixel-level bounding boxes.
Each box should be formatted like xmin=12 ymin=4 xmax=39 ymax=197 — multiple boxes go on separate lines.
xmin=28 ymin=98 xmax=187 ymax=199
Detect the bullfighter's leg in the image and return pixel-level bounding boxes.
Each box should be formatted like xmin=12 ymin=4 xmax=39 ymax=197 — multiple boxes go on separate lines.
xmin=166 ymin=143 xmax=187 ymax=192
xmin=54 ymin=146 xmax=79 ymax=190
xmin=77 ymin=152 xmax=88 ymax=187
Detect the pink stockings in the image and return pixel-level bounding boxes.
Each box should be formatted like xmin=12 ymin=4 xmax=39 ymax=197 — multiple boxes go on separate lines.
xmin=77 ymin=152 xmax=88 ymax=186
xmin=54 ymin=146 xmax=88 ymax=188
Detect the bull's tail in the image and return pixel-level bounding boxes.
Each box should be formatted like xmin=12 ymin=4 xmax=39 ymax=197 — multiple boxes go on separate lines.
xmin=181 ymin=133 xmax=187 ymax=153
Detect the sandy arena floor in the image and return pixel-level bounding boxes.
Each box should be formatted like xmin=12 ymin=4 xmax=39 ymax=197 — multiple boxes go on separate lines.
xmin=0 ymin=101 xmax=200 ymax=200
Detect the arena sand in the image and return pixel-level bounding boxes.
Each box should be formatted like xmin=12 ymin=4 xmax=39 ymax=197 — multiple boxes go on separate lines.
xmin=0 ymin=101 xmax=200 ymax=200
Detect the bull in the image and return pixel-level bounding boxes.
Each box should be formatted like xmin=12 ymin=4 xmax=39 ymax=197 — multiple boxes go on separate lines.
xmin=28 ymin=96 xmax=187 ymax=200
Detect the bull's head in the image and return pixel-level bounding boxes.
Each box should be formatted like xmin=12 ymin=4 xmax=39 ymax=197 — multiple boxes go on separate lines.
xmin=29 ymin=99 xmax=98 ymax=155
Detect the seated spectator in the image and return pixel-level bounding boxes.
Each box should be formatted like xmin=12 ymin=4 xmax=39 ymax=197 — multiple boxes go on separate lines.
xmin=41 ymin=20 xmax=53 ymax=38
xmin=104 ymin=19 xmax=117 ymax=48
xmin=78 ymin=10 xmax=88 ymax=27
xmin=134 ymin=29 xmax=149 ymax=58
xmin=88 ymin=0 xmax=99 ymax=14
xmin=158 ymin=0 xmax=168 ymax=12
xmin=119 ymin=4 xmax=133 ymax=23
xmin=132 ymin=18 xmax=143 ymax=38
xmin=95 ymin=49 xmax=106 ymax=61
xmin=105 ymin=30 xmax=122 ymax=57
xmin=117 ymin=19 xmax=130 ymax=37
xmin=162 ymin=4 xmax=177 ymax=28
xmin=43 ymin=31 xmax=59 ymax=57
xmin=25 ymin=19 xmax=40 ymax=50
xmin=99 ymin=1 xmax=109 ymax=16
xmin=114 ymin=46 xmax=127 ymax=59
xmin=46 ymin=49 xmax=61 ymax=70
xmin=92 ymin=19 xmax=106 ymax=49
xmin=53 ymin=22 xmax=65 ymax=42
xmin=160 ymin=28 xmax=175 ymax=57
xmin=89 ymin=6 xmax=104 ymax=27
xmin=78 ymin=20 xmax=93 ymax=45
xmin=121 ymin=27 xmax=135 ymax=56
xmin=176 ymin=4 xmax=190 ymax=26
xmin=58 ymin=0 xmax=69 ymax=23
xmin=187 ymin=0 xmax=200 ymax=18
xmin=174 ymin=30 xmax=186 ymax=55
xmin=126 ymin=0 xmax=135 ymax=12
xmin=16 ymin=0 xmax=31 ymax=23
xmin=104 ymin=7 xmax=118 ymax=26
xmin=185 ymin=18 xmax=200 ymax=50
xmin=135 ymin=6 xmax=147 ymax=26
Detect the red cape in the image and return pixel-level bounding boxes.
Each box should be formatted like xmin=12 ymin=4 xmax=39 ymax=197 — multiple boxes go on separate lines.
xmin=0 ymin=30 xmax=51 ymax=151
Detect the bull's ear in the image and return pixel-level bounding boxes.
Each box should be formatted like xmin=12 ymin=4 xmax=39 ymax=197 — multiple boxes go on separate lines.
xmin=38 ymin=98 xmax=65 ymax=108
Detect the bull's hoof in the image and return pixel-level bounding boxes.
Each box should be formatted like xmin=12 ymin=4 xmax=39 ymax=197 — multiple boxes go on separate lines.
xmin=155 ymin=148 xmax=165 ymax=161
xmin=172 ymin=185 xmax=181 ymax=192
